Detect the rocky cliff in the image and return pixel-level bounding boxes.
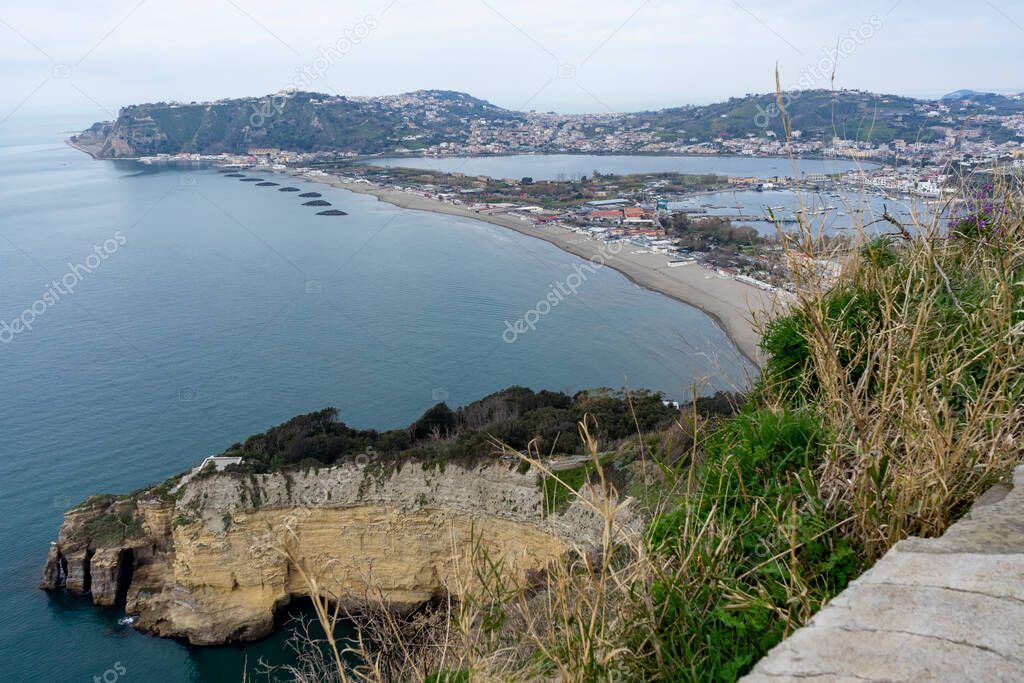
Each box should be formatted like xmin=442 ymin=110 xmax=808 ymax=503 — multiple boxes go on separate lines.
xmin=79 ymin=90 xmax=522 ymax=158
xmin=41 ymin=459 xmax=622 ymax=645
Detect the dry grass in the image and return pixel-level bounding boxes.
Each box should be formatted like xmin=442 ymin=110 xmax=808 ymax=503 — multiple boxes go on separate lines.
xmin=769 ymin=177 xmax=1024 ymax=557
xmin=256 ymin=415 xmax=658 ymax=682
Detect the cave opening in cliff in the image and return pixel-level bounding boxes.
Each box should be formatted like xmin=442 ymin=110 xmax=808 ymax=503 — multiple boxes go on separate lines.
xmin=114 ymin=548 xmax=135 ymax=607
xmin=270 ymin=595 xmax=359 ymax=645
xmin=82 ymin=549 xmax=94 ymax=594
xmin=272 ymin=595 xmax=316 ymax=632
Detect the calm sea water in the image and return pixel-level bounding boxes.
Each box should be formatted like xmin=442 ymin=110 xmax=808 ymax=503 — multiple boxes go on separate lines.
xmin=0 ymin=120 xmax=751 ymax=681
xmin=371 ymin=153 xmax=877 ymax=180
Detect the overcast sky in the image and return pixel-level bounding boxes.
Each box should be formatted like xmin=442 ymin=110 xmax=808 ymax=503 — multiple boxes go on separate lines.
xmin=2 ymin=0 xmax=1023 ymax=122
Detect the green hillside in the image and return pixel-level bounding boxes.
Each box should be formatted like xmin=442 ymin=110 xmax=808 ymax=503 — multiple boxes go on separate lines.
xmin=98 ymin=90 xmax=523 ymax=156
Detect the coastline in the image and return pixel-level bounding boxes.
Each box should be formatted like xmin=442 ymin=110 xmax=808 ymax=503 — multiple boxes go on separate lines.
xmin=303 ymin=174 xmax=777 ymax=366
xmin=61 ymin=142 xmax=776 ymax=366
xmin=65 ymin=139 xmax=102 ymax=159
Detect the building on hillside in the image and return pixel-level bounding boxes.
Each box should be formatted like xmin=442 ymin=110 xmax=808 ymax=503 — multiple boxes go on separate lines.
xmin=591 ymin=209 xmax=624 ymax=223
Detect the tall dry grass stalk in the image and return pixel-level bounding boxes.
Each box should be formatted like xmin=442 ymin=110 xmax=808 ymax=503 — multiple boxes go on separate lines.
xmin=770 ymin=176 xmax=1024 ymax=558
xmin=372 ymin=416 xmax=658 ymax=681
xmin=259 ymin=410 xmax=669 ymax=682
xmin=767 ymin=73 xmax=1023 ymax=557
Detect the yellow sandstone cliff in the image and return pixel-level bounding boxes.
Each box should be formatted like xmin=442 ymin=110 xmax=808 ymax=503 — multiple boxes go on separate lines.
xmin=41 ymin=460 xmax=620 ymax=645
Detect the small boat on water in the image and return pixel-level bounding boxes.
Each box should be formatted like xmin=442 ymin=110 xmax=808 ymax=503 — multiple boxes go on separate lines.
xmin=256 ymin=181 xmax=279 ymax=186
xmin=240 ymin=178 xmax=262 ymax=182
xmin=299 ymin=192 xmax=322 ymax=198
xmin=304 ymin=200 xmax=331 ymax=207
xmin=279 ymin=187 xmax=300 ymax=192
xmin=118 ymin=616 xmax=136 ymax=627
xmin=317 ymin=209 xmax=348 ymax=216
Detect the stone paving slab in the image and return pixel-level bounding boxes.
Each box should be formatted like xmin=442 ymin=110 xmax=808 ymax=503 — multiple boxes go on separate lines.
xmin=743 ymin=465 xmax=1024 ymax=682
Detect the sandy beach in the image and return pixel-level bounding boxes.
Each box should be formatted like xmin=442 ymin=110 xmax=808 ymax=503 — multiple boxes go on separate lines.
xmin=305 ymin=174 xmax=779 ymax=366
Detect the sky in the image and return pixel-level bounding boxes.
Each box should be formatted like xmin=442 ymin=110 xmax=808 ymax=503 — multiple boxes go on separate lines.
xmin=1 ymin=0 xmax=1023 ymax=123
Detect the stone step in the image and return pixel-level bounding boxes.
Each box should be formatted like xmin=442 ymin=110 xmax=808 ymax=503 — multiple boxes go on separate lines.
xmin=743 ymin=465 xmax=1024 ymax=682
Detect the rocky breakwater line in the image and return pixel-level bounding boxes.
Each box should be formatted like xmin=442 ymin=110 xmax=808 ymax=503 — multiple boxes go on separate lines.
xmin=41 ymin=460 xmax=625 ymax=645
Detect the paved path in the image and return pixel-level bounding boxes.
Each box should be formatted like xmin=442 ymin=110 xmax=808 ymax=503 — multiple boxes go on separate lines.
xmin=744 ymin=464 xmax=1024 ymax=682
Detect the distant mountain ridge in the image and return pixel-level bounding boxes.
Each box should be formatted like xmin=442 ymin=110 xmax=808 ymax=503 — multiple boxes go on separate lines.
xmin=73 ymin=87 xmax=1024 ymax=158
xmin=940 ymin=88 xmax=1024 ymax=101
xmin=941 ymin=89 xmax=995 ymax=100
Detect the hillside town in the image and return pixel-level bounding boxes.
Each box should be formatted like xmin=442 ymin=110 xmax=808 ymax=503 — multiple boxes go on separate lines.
xmin=116 ymin=88 xmax=1024 ymax=204
xmin=102 ymin=88 xmax=1024 ymax=300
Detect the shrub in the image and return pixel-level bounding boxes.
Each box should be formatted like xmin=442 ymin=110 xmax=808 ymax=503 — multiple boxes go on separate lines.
xmin=759 ymin=286 xmax=882 ymax=402
xmin=642 ymin=408 xmax=858 ymax=681
xmin=410 ymin=403 xmax=456 ymax=440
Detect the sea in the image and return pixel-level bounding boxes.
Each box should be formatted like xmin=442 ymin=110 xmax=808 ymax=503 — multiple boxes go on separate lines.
xmin=1 ymin=117 xmax=761 ymax=681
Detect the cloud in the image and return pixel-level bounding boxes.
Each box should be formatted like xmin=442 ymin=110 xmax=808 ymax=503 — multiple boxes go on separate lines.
xmin=0 ymin=0 xmax=1021 ymax=117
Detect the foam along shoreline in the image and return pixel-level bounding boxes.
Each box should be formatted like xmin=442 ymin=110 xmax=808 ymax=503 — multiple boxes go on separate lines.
xmin=304 ymin=174 xmax=777 ymax=366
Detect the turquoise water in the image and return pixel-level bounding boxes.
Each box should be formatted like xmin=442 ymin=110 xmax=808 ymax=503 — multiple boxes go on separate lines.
xmin=372 ymin=153 xmax=877 ymax=180
xmin=0 ymin=119 xmax=750 ymax=681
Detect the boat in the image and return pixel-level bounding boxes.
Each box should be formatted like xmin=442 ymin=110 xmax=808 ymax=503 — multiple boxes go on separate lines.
xmin=118 ymin=616 xmax=136 ymax=627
